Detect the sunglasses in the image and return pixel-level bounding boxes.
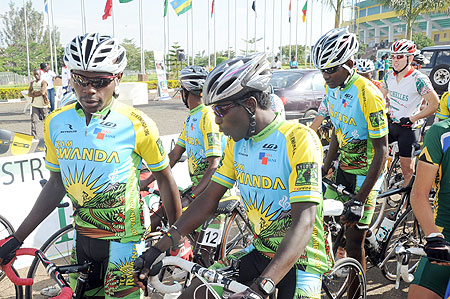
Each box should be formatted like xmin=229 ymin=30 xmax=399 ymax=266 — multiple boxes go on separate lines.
xmin=71 ymin=73 xmax=117 ymax=89
xmin=391 ymin=54 xmax=407 ymax=60
xmin=411 ymin=62 xmax=419 ymax=67
xmin=321 ymin=65 xmax=341 ymax=75
xmin=212 ymin=102 xmax=241 ymax=117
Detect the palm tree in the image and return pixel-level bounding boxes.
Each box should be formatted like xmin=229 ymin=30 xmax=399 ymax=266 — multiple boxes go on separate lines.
xmin=318 ymin=0 xmax=344 ymax=29
xmin=379 ymin=0 xmax=450 ymax=40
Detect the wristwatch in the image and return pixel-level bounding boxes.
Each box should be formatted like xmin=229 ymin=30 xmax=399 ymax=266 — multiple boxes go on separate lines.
xmin=254 ymin=276 xmax=276 ymax=296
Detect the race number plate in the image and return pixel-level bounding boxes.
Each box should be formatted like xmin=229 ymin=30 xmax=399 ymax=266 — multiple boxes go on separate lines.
xmin=198 ymin=228 xmax=223 ymax=247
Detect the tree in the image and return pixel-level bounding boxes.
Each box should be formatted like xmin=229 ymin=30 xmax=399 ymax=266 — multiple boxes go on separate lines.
xmin=412 ymin=33 xmax=435 ymax=49
xmin=379 ymin=0 xmax=450 ymax=40
xmin=318 ymin=0 xmax=344 ymax=29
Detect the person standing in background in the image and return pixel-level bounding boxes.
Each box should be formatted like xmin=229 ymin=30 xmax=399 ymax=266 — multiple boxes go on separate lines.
xmin=61 ymin=62 xmax=71 ymax=96
xmin=378 ymin=55 xmax=386 ymax=80
xmin=289 ymin=56 xmax=299 ymax=69
xmin=40 ymin=62 xmax=57 ymax=112
xmin=384 ymin=54 xmax=390 ymax=75
xmin=270 ymin=56 xmax=282 ymax=69
xmin=28 ymin=69 xmax=49 ymax=139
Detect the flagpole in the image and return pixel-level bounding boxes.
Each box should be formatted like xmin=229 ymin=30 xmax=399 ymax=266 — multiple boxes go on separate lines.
xmin=272 ymin=0 xmax=275 ymax=59
xmin=50 ymin=0 xmax=58 ymax=74
xmin=191 ymin=1 xmax=194 ymax=64
xmin=208 ymin=0 xmax=210 ymax=67
xmin=167 ymin=4 xmax=170 ymax=71
xmin=46 ymin=4 xmax=54 ymax=73
xmin=254 ymin=2 xmax=257 ymax=52
xmin=320 ymin=1 xmax=323 ymax=35
xmin=235 ymin=0 xmax=237 ymax=57
xmin=264 ymin=0 xmax=266 ymax=54
xmin=246 ymin=0 xmax=249 ymax=55
xmin=227 ymin=0 xmax=230 ymax=58
xmin=112 ymin=0 xmax=115 ymax=37
xmin=214 ymin=1 xmax=216 ymax=66
xmin=304 ymin=0 xmax=307 ymax=68
xmin=81 ymin=0 xmax=86 ymax=34
xmin=295 ymin=0 xmax=298 ymax=62
xmin=279 ymin=0 xmax=282 ymax=63
xmin=186 ymin=11 xmax=189 ymax=65
xmin=309 ymin=0 xmax=313 ymax=67
xmin=139 ymin=0 xmax=145 ymax=74
xmin=23 ymin=0 xmax=30 ymax=80
xmin=163 ymin=9 xmax=166 ymax=65
xmin=289 ymin=0 xmax=291 ymax=62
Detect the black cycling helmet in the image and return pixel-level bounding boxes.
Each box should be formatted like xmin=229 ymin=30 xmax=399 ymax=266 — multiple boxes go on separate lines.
xmin=179 ymin=66 xmax=208 ymax=96
xmin=413 ymin=53 xmax=429 ymax=65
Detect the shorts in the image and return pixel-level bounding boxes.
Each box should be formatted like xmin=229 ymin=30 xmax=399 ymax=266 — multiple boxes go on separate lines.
xmin=388 ymin=121 xmax=420 ymax=158
xmin=211 ymin=245 xmax=323 ymax=299
xmin=70 ymin=232 xmax=145 ymax=299
xmin=411 ymin=229 xmax=450 ymax=298
xmin=324 ymin=167 xmax=382 ymax=226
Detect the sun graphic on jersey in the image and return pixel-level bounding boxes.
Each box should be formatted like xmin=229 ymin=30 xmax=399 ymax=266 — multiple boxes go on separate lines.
xmin=63 ymin=167 xmax=105 ymax=207
xmin=242 ymin=194 xmax=278 ymax=235
xmin=188 ymin=150 xmax=202 ymax=174
xmin=112 ymin=258 xmax=134 ymax=277
xmin=335 ymin=126 xmax=352 ymax=146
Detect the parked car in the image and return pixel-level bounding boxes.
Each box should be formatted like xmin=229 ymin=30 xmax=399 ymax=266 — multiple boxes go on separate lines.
xmin=420 ymin=45 xmax=450 ymax=95
xmin=270 ymin=69 xmax=326 ymax=120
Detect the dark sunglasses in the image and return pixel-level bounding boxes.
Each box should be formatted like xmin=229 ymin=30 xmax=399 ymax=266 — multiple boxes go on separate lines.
xmin=321 ymin=65 xmax=341 ymax=75
xmin=71 ymin=73 xmax=117 ymax=89
xmin=391 ymin=54 xmax=406 ymax=60
xmin=212 ymin=102 xmax=241 ymax=117
xmin=411 ymin=62 xmax=419 ymax=67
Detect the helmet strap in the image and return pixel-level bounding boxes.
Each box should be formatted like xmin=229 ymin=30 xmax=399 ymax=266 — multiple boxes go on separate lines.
xmin=181 ymin=88 xmax=190 ymax=109
xmin=394 ymin=61 xmax=409 ymax=75
xmin=339 ymin=64 xmax=353 ymax=89
xmin=241 ymin=103 xmax=257 ymax=140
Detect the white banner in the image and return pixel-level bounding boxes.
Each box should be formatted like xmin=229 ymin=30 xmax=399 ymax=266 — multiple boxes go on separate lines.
xmin=154 ymin=50 xmax=171 ymax=101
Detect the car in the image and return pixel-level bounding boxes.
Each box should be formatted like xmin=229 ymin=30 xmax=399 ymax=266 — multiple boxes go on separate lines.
xmin=420 ymin=45 xmax=450 ymax=95
xmin=270 ymin=69 xmax=326 ymax=120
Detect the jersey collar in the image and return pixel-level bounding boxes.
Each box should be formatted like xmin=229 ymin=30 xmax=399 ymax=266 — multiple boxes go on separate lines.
xmin=189 ymin=104 xmax=205 ymax=115
xmin=339 ymin=71 xmax=359 ymax=92
xmin=250 ymin=113 xmax=284 ymax=143
xmin=75 ymin=98 xmax=116 ymax=119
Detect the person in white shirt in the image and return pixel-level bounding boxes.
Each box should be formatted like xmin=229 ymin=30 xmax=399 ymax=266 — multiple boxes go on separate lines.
xmin=270 ymin=56 xmax=282 ymax=69
xmin=40 ymin=62 xmax=57 ymax=112
xmin=61 ymin=63 xmax=71 ymax=95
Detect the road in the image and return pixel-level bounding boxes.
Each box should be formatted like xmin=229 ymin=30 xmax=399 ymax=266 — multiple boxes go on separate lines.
xmin=0 ymin=97 xmax=409 ymax=298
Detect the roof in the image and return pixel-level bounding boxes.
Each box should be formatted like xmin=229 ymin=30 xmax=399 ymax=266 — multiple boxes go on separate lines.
xmin=421 ymin=45 xmax=450 ymax=51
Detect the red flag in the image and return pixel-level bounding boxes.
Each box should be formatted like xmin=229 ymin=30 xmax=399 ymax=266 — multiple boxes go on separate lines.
xmin=211 ymin=0 xmax=215 ymax=18
xmin=103 ymin=0 xmax=113 ymax=20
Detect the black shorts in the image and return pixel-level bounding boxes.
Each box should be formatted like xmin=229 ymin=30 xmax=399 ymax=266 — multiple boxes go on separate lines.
xmin=388 ymin=121 xmax=420 ymax=158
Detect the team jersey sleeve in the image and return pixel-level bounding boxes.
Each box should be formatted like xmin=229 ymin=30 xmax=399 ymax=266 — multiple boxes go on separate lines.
xmin=415 ymin=72 xmax=434 ymax=96
xmin=286 ymin=125 xmax=323 ymax=204
xmin=132 ymin=110 xmax=169 ymax=172
xmin=419 ymin=124 xmax=445 ymax=166
xmin=436 ymin=92 xmax=450 ymax=120
xmin=211 ymin=138 xmax=235 ymax=189
xmin=200 ymin=109 xmax=223 ymax=157
xmin=361 ymin=82 xmax=389 ymax=139
xmin=176 ymin=120 xmax=187 ymax=149
xmin=43 ymin=113 xmax=60 ymax=172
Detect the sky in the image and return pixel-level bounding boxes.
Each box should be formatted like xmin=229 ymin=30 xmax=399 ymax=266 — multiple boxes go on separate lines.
xmin=0 ymin=0 xmax=341 ymax=60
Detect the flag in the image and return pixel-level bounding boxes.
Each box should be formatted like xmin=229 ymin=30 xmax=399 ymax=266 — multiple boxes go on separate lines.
xmin=164 ymin=0 xmax=168 ymax=17
xmin=211 ymin=0 xmax=215 ymax=18
xmin=288 ymin=0 xmax=291 ymax=23
xmin=252 ymin=0 xmax=256 ymax=17
xmin=302 ymin=1 xmax=307 ymax=23
xmin=170 ymin=0 xmax=192 ymax=16
xmin=44 ymin=0 xmax=48 ymax=13
xmin=102 ymin=0 xmax=113 ymax=20
xmin=119 ymin=0 xmax=134 ymax=3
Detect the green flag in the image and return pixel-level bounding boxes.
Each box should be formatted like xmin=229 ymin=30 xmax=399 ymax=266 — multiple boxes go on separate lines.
xmin=119 ymin=0 xmax=133 ymax=3
xmin=164 ymin=0 xmax=168 ymax=16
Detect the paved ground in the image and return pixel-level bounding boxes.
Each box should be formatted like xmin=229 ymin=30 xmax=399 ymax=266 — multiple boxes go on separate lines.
xmin=0 ymin=97 xmax=409 ymax=298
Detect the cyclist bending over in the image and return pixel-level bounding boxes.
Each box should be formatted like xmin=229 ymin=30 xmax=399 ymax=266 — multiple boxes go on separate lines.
xmin=380 ymin=39 xmax=439 ymax=187
xmin=134 ymin=53 xmax=332 ymax=299
xmin=0 ymin=33 xmax=182 ymax=298
xmin=313 ymin=27 xmax=388 ymax=298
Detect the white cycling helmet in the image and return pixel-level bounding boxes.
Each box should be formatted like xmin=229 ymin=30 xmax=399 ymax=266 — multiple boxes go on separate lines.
xmin=64 ymin=32 xmax=127 ymax=74
xmin=312 ymin=27 xmax=359 ymax=70
xmin=390 ymin=39 xmax=417 ymax=55
xmin=203 ymin=52 xmax=272 ymax=105
xmin=355 ymin=59 xmax=375 ymax=74
xmin=179 ymin=66 xmax=209 ymax=96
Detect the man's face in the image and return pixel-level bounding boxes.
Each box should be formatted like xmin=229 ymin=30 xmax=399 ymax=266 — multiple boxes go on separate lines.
xmin=44 ymin=64 xmax=50 ymax=72
xmin=212 ymin=99 xmax=250 ymax=142
xmin=391 ymin=54 xmax=412 ymax=72
xmin=33 ymin=70 xmax=41 ymax=80
xmin=71 ymin=70 xmax=120 ymax=115
xmin=320 ymin=62 xmax=351 ymax=89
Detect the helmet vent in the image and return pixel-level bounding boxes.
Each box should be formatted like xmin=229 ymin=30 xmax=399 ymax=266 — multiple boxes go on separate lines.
xmin=85 ymin=39 xmax=94 ymax=65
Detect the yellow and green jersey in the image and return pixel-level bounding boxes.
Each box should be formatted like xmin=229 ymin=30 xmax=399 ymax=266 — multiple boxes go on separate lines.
xmin=437 ymin=92 xmax=450 ymax=120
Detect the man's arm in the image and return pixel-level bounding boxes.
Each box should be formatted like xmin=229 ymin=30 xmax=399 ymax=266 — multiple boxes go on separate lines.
xmin=152 ymin=166 xmax=182 ymax=226
xmin=354 ymin=135 xmax=387 ymax=203
xmin=14 ymin=171 xmax=67 ymax=243
xmin=322 ymin=129 xmax=339 ymax=173
xmin=191 ymin=156 xmax=220 ymax=196
xmin=410 ymin=91 xmax=439 ymax=123
xmin=28 ymin=81 xmax=48 ymax=97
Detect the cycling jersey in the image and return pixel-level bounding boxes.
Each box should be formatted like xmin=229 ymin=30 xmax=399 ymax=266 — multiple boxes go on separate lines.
xmin=383 ymin=68 xmax=433 ymax=123
xmin=419 ymin=119 xmax=450 ymax=231
xmin=177 ymin=104 xmax=226 ymax=186
xmin=44 ymin=100 xmax=169 ymax=242
xmin=212 ymin=114 xmax=331 ymax=274
xmin=436 ymin=92 xmax=450 ymax=120
xmin=371 ymin=79 xmax=383 ymax=90
xmin=325 ymin=72 xmax=388 ymax=175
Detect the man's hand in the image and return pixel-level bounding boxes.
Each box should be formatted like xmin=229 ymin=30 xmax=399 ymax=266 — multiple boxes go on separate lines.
xmin=229 ymin=287 xmax=265 ymax=299
xmin=169 ymin=238 xmax=193 ymax=261
xmin=398 ymin=117 xmax=413 ymax=128
xmin=424 ymin=235 xmax=450 ymax=265
xmin=0 ymin=235 xmax=22 ymax=265
xmin=341 ymin=198 xmax=364 ymax=226
xmin=133 ymin=246 xmax=165 ymax=290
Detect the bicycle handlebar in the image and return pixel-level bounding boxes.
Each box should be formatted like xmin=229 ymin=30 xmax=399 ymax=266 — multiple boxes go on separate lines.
xmin=395 ymin=246 xmax=426 ymax=289
xmin=148 ymin=256 xmax=247 ymax=295
xmin=322 ymin=177 xmax=355 ymax=198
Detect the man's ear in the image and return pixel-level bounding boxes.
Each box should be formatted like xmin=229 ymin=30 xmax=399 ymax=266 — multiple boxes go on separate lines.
xmin=243 ymin=96 xmax=257 ymax=113
xmin=346 ymin=59 xmax=354 ymax=69
xmin=117 ymin=72 xmax=123 ymax=81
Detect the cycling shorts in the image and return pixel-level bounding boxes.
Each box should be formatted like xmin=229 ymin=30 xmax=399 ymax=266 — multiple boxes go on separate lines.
xmin=69 ymin=232 xmax=145 ymax=299
xmin=211 ymin=244 xmax=322 ymax=299
xmin=388 ymin=121 xmax=420 ymax=158
xmin=411 ymin=229 xmax=450 ymax=298
xmin=324 ymin=167 xmax=382 ymax=226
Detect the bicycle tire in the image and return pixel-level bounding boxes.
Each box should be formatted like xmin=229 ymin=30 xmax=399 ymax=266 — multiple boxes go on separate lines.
xmin=0 ymin=215 xmax=23 ymax=299
xmin=322 ymin=257 xmax=367 ymax=299
xmin=384 ymin=156 xmax=404 ymax=199
xmin=25 ymin=224 xmax=74 ymax=299
xmin=381 ymin=207 xmax=425 ymax=281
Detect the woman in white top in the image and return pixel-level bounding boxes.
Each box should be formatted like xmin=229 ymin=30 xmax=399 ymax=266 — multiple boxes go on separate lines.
xmin=28 ymin=69 xmax=49 ymax=138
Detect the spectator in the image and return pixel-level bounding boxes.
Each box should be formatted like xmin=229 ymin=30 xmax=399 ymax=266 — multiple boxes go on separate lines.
xmin=28 ymin=69 xmax=49 ymax=139
xmin=383 ymin=54 xmax=390 ymax=73
xmin=289 ymin=56 xmax=298 ymax=69
xmin=270 ymin=56 xmax=282 ymax=69
xmin=61 ymin=62 xmax=71 ymax=96
xmin=378 ymin=55 xmax=386 ymax=80
xmin=371 ymin=55 xmax=379 ymax=80
xmin=40 ymin=62 xmax=57 ymax=112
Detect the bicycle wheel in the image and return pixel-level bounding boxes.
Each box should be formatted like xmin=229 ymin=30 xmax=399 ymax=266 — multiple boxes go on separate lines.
xmin=25 ymin=224 xmax=74 ymax=299
xmin=384 ymin=156 xmax=404 ymax=195
xmin=322 ymin=257 xmax=367 ymax=299
xmin=381 ymin=207 xmax=425 ymax=281
xmin=0 ymin=215 xmax=23 ymax=299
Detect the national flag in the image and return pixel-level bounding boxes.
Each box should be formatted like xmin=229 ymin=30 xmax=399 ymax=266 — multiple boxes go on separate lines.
xmin=302 ymin=1 xmax=307 ymax=23
xmin=44 ymin=0 xmax=48 ymax=13
xmin=119 ymin=0 xmax=134 ymax=3
xmin=252 ymin=0 xmax=257 ymax=17
xmin=170 ymin=0 xmax=192 ymax=16
xmin=288 ymin=0 xmax=291 ymax=23
xmin=102 ymin=0 xmax=113 ymax=20
xmin=211 ymin=0 xmax=215 ymax=18
xmin=164 ymin=0 xmax=168 ymax=17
